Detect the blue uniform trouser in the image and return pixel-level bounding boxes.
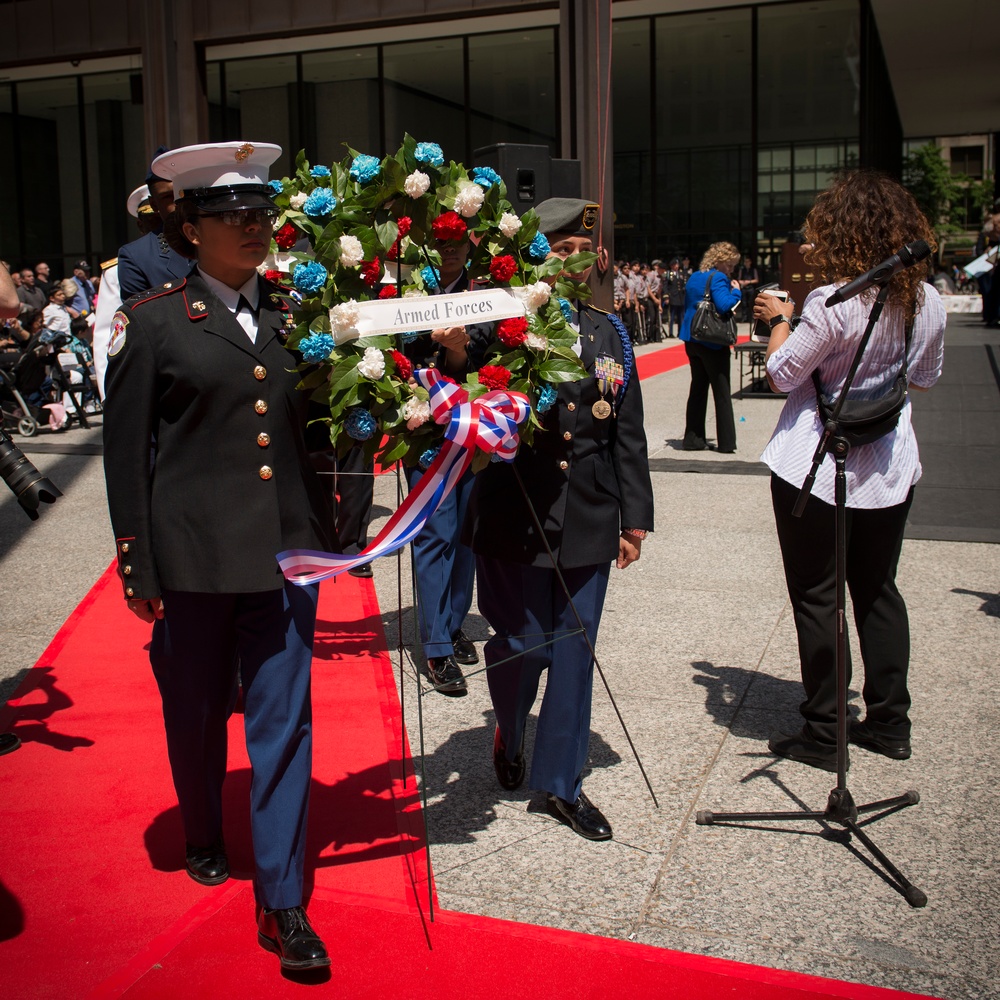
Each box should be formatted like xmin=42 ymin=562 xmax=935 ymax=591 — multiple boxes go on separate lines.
xmin=150 ymin=581 xmax=319 ymax=910
xmin=477 ymin=557 xmax=611 ymax=802
xmin=406 ymin=465 xmax=476 ymax=659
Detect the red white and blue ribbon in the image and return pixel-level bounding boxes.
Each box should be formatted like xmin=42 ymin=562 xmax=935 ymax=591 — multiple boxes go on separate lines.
xmin=277 ymin=368 xmax=530 ymax=585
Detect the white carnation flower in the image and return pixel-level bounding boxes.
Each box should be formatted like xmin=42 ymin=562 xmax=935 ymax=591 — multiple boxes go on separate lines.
xmin=339 ymin=235 xmax=364 ymax=268
xmin=289 ymin=192 xmax=308 ymax=211
xmin=403 ymin=288 xmax=426 ymax=298
xmin=499 ymin=212 xmax=522 ymax=237
xmin=404 ymin=170 xmax=431 ymax=198
xmin=453 ymin=179 xmax=485 ymax=218
xmin=526 ymin=332 xmax=548 ymax=350
xmin=330 ymin=299 xmax=361 ymax=334
xmin=402 ymin=397 xmax=431 ymax=422
xmin=357 ymin=346 xmax=386 ymax=380
xmin=513 ymin=281 xmax=552 ymax=313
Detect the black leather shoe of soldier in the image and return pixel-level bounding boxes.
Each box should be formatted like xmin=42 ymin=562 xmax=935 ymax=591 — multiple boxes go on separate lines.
xmin=849 ymin=720 xmax=911 ymax=760
xmin=768 ymin=729 xmax=843 ymax=773
xmin=185 ymin=838 xmax=229 ymax=885
xmin=0 ymin=732 xmax=21 ymax=756
xmin=493 ymin=725 xmax=525 ymax=791
xmin=451 ymin=628 xmax=479 ymax=666
xmin=546 ymin=791 xmax=613 ymax=841
xmin=257 ymin=905 xmax=331 ymax=971
xmin=347 ymin=562 xmax=373 ymax=578
xmin=426 ymin=655 xmax=467 ymax=696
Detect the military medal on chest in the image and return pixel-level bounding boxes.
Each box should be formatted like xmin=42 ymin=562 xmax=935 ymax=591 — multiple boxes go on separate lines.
xmin=593 ymin=353 xmax=625 ymax=419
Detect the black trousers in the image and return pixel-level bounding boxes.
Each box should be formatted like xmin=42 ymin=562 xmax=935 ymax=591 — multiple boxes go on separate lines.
xmin=770 ymin=474 xmax=914 ymax=745
xmin=334 ymin=445 xmax=375 ymax=555
xmin=683 ymin=340 xmax=736 ymax=452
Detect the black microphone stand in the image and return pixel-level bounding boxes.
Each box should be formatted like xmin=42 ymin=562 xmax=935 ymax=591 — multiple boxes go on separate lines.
xmin=696 ymin=280 xmax=927 ymax=908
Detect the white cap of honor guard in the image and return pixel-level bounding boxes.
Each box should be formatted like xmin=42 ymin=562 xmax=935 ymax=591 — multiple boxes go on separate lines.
xmin=126 ymin=184 xmax=150 ymax=219
xmin=151 ymin=141 xmax=282 ymax=213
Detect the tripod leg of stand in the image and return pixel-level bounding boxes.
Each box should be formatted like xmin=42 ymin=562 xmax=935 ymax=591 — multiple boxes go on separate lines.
xmin=843 ymin=818 xmax=927 ymax=908
xmin=696 ymin=807 xmax=828 ymax=824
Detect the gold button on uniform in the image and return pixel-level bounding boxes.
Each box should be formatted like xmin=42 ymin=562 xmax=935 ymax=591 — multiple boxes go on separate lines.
xmin=559 ymin=460 xmax=569 ymax=470
xmin=254 ymin=365 xmax=267 ymax=380
xmin=121 ymin=542 xmax=129 ymax=553
xmin=567 ymin=402 xmax=577 ymax=412
xmin=123 ymin=565 xmax=132 ymax=575
xmin=125 ymin=587 xmax=134 ymax=597
xmin=563 ymin=431 xmax=572 ymax=441
xmin=257 ymin=432 xmax=271 ymax=447
xmin=259 ymin=466 xmax=273 ymax=480
xmin=255 ymin=400 xmax=268 ymax=415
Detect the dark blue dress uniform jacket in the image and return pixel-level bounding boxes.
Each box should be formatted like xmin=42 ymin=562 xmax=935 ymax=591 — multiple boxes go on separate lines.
xmin=467 ymin=305 xmax=654 ymax=568
xmin=117 ymin=230 xmax=193 ymax=299
xmin=102 ymin=271 xmax=333 ymax=599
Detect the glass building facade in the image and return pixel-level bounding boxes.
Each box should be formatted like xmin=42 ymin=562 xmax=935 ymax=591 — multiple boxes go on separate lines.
xmin=0 ymin=1 xmax=885 ymax=282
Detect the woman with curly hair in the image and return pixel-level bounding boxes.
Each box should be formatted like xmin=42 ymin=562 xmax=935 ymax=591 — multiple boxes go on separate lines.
xmin=678 ymin=241 xmax=742 ymax=452
xmin=754 ymin=170 xmax=945 ymax=771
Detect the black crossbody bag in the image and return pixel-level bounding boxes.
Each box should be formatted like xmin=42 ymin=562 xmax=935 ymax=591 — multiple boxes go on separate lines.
xmin=811 ymin=319 xmax=913 ymax=447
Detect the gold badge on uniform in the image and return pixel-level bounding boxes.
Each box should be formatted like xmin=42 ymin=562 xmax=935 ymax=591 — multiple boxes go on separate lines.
xmin=582 ymin=204 xmax=600 ymax=231
xmin=235 ymin=142 xmax=255 ymax=162
xmin=191 ymin=301 xmax=206 ymax=312
xmin=108 ymin=311 xmax=129 ymax=357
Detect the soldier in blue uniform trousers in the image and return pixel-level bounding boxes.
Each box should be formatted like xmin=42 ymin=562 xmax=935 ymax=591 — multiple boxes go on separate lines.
xmin=467 ymin=198 xmax=655 ymax=841
xmin=102 ymin=141 xmax=334 ymax=972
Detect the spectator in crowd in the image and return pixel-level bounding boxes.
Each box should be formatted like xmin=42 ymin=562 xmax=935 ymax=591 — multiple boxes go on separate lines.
xmin=678 ymin=242 xmax=741 ymax=453
xmin=34 ymin=261 xmax=55 ymax=298
xmin=735 ymin=255 xmax=760 ymax=320
xmin=975 ymin=197 xmax=1000 ymax=327
xmin=468 ymin=197 xmax=654 ymax=843
xmin=613 ymin=260 xmax=628 ymax=320
xmin=627 ymin=259 xmax=648 ymax=343
xmin=755 ymin=170 xmax=945 ymax=771
xmin=664 ymin=258 xmax=686 ymax=338
xmin=42 ymin=280 xmax=80 ymax=337
xmin=69 ymin=262 xmax=96 ymax=316
xmin=646 ymin=259 xmax=663 ymax=342
xmin=17 ymin=269 xmax=47 ymax=313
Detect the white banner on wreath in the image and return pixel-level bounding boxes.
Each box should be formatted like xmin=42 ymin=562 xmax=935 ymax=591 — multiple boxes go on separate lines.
xmin=331 ymin=288 xmax=526 ymax=343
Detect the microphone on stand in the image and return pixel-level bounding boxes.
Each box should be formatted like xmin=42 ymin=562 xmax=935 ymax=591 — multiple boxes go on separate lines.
xmin=825 ymin=239 xmax=932 ymax=307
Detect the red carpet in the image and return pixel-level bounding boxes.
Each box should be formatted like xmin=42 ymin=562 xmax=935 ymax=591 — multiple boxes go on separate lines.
xmin=1 ymin=486 xmax=933 ymax=999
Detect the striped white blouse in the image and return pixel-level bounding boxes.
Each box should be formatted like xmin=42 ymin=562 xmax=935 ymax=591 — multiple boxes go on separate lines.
xmin=761 ymin=282 xmax=946 ymax=509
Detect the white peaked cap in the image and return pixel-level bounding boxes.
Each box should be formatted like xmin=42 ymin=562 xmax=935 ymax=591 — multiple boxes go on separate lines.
xmin=152 ymin=141 xmax=282 ymax=200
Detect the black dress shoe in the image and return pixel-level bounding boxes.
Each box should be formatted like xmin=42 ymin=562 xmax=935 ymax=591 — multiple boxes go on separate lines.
xmin=451 ymin=628 xmax=479 ymax=666
xmin=0 ymin=732 xmax=21 ymax=756
xmin=849 ymin=720 xmax=911 ymax=760
xmin=682 ymin=434 xmax=707 ymax=451
xmin=546 ymin=791 xmax=612 ymax=841
xmin=185 ymin=838 xmax=229 ymax=885
xmin=768 ymin=729 xmax=844 ymax=773
xmin=257 ymin=905 xmax=331 ymax=971
xmin=493 ymin=725 xmax=525 ymax=791
xmin=348 ymin=562 xmax=373 ymax=578
xmin=426 ymin=655 xmax=467 ymax=696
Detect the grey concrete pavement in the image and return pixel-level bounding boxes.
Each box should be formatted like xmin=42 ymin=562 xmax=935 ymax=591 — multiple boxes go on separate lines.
xmin=1 ymin=315 xmax=997 ymax=998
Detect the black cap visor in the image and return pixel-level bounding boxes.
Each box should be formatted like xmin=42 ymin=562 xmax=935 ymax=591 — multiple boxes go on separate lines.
xmin=182 ymin=184 xmax=278 ymax=213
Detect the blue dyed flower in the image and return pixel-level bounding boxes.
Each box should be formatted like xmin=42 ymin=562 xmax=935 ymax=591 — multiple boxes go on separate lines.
xmin=527 ymin=232 xmax=550 ymax=262
xmin=299 ymin=333 xmax=334 ymax=363
xmin=345 ymin=407 xmax=377 ymax=441
xmin=303 ymin=189 xmax=337 ymax=217
xmin=418 ymin=444 xmax=441 ymax=470
xmin=350 ymin=154 xmax=381 ymax=185
xmin=420 ymin=265 xmax=440 ymax=291
xmin=536 ymin=382 xmax=557 ymax=414
xmin=472 ymin=166 xmax=502 ymax=189
xmin=310 ymin=164 xmax=331 ymax=178
xmin=414 ymin=142 xmax=445 ymax=168
xmin=292 ymin=261 xmax=329 ymax=294
xmin=268 ymin=179 xmax=284 ymax=196
xmin=557 ymin=297 xmax=573 ymax=323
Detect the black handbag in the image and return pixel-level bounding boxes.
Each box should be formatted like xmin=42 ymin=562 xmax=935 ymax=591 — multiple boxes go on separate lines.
xmin=811 ymin=320 xmax=912 ymax=446
xmin=690 ymin=270 xmax=738 ymax=347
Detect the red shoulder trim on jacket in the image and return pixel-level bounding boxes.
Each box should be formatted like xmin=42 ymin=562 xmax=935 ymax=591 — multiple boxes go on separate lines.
xmin=129 ymin=277 xmax=188 ymax=308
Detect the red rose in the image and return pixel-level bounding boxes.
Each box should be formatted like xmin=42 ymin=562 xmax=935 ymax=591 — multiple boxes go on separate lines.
xmin=361 ymin=257 xmax=381 ymax=287
xmin=391 ymin=350 xmax=413 ymax=380
xmin=478 ymin=365 xmax=511 ymax=391
xmin=264 ymin=269 xmax=283 ymax=284
xmin=397 ymin=216 xmax=412 ymax=237
xmin=378 ymin=285 xmax=398 ymax=299
xmin=489 ymin=255 xmax=517 ymax=283
xmin=274 ymin=223 xmax=298 ymax=249
xmin=496 ymin=316 xmax=528 ymax=347
xmin=431 ymin=210 xmax=467 ymax=241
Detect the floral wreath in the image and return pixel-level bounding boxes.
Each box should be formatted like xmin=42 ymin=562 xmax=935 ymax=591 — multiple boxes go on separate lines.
xmin=262 ymin=134 xmax=596 ymax=471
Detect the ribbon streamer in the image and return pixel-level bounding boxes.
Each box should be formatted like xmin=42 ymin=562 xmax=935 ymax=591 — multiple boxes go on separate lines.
xmin=278 ymin=368 xmax=530 ymax=584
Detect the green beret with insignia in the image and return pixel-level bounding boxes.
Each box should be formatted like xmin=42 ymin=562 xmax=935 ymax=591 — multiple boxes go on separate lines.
xmin=535 ymin=198 xmax=601 ymax=237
